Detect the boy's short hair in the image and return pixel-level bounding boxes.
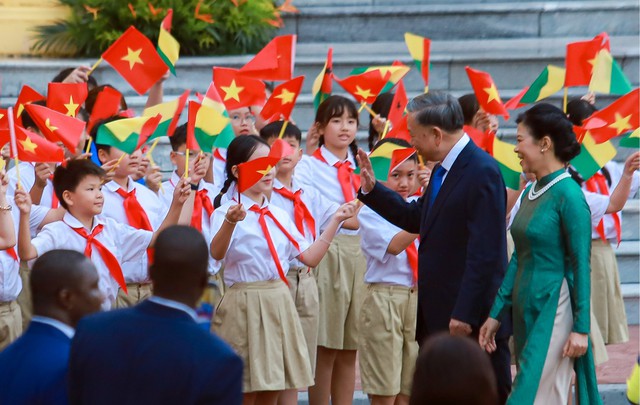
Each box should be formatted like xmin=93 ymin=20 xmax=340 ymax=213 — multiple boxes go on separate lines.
xmin=53 ymin=159 xmax=106 ymax=210
xmin=90 ymin=116 xmax=124 ymax=158
xmin=20 ymin=100 xmax=47 ymax=131
xmin=259 ymin=121 xmax=302 ymax=144
xmin=169 ymin=124 xmax=187 ymax=151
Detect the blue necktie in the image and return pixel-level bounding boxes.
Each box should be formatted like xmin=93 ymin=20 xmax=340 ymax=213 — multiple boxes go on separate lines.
xmin=428 ymin=165 xmax=447 ymax=208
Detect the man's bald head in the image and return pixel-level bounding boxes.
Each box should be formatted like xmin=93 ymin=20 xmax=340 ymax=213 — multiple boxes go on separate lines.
xmin=30 ymin=250 xmax=104 ymax=327
xmin=149 ymin=226 xmax=209 ymax=306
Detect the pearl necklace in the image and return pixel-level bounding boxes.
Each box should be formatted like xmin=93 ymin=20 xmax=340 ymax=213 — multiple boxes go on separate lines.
xmin=527 ymin=172 xmax=570 ymax=201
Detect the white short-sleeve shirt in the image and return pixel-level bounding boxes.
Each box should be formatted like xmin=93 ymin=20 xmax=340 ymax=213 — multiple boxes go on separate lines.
xmin=6 ymin=162 xmax=57 ymax=208
xmin=31 ymin=212 xmax=153 ymax=309
xmin=212 ymin=148 xmax=228 ymax=190
xmin=210 ymin=196 xmax=309 ymax=286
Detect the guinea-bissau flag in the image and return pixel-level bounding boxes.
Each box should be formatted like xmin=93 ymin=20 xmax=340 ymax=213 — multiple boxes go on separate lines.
xmin=96 ymin=115 xmax=162 ymax=155
xmin=519 ymin=65 xmax=565 ymax=104
xmin=47 ymin=82 xmax=88 ymax=117
xmin=186 ymin=101 xmax=231 ymax=153
xmin=260 ymin=76 xmax=304 ymax=123
xmin=386 ymin=115 xmax=411 ymax=144
xmin=14 ymin=85 xmax=45 ymax=127
xmin=201 ymin=82 xmax=235 ymax=149
xmin=571 ymin=130 xmax=617 ymax=180
xmin=404 ymin=32 xmax=431 ymax=92
xmin=619 ymin=128 xmax=639 ymax=148
xmin=564 ymin=32 xmax=609 ymax=87
xmin=387 ymin=80 xmax=408 ymax=127
xmin=102 ymin=26 xmax=169 ymax=95
xmin=362 ymin=143 xmax=416 ymax=182
xmin=157 ymin=9 xmax=180 ymax=76
xmin=349 ymin=62 xmax=410 ymax=94
xmin=142 ymin=89 xmax=190 ymax=140
xmin=585 ymin=88 xmax=639 ymax=144
xmin=237 ymin=156 xmax=281 ymax=193
xmin=335 ymin=69 xmax=392 ymax=104
xmin=465 ymin=66 xmax=509 ymax=120
xmin=238 ymin=34 xmax=296 ymax=81
xmin=24 ymin=103 xmax=86 ymax=154
xmin=0 ymin=125 xmax=64 ymax=163
xmin=491 ymin=137 xmax=521 ymax=190
xmin=588 ymin=49 xmax=633 ymax=95
xmin=312 ymin=47 xmax=333 ymax=112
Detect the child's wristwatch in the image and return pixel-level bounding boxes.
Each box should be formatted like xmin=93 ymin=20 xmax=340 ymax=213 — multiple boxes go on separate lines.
xmin=190 ymin=183 xmax=199 ymax=191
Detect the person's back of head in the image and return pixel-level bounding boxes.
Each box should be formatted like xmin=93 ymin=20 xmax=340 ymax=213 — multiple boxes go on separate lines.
xmin=31 ymin=250 xmax=104 ymax=328
xmin=410 ymin=333 xmax=498 ymax=405
xmin=149 ymin=226 xmax=209 ymax=307
xmin=458 ymin=93 xmax=480 ymax=126
xmin=407 ymin=91 xmax=465 ymax=134
xmin=566 ymin=98 xmax=597 ymax=126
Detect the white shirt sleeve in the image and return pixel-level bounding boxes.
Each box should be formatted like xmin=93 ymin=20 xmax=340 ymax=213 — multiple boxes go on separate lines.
xmin=106 ymin=218 xmax=154 ymax=263
xmin=358 ymin=206 xmax=397 ymax=263
xmin=30 ymin=224 xmax=61 ymax=257
xmin=583 ymin=190 xmax=609 ymax=228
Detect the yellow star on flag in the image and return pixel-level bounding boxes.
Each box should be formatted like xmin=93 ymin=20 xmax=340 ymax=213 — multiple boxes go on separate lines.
xmin=257 ymin=165 xmax=274 ymax=176
xmin=275 ymin=89 xmax=295 ymax=104
xmin=220 ymin=80 xmax=244 ymax=102
xmin=121 ymin=47 xmax=143 ymax=70
xmin=64 ymin=95 xmax=79 ymax=116
xmin=20 ymin=137 xmax=38 ymax=153
xmin=355 ymin=86 xmax=373 ymax=100
xmin=17 ymin=104 xmax=25 ymax=117
xmin=484 ymin=84 xmax=501 ymax=103
xmin=608 ymin=113 xmax=633 ymax=135
xmin=45 ymin=118 xmax=58 ymax=132
xmin=0 ymin=113 xmax=4 ymax=121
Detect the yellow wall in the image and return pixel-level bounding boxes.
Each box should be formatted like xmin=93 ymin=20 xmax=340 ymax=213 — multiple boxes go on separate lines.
xmin=0 ymin=0 xmax=69 ymax=56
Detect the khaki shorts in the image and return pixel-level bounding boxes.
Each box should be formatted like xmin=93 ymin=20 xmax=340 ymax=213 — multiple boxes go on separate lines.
xmin=212 ymin=280 xmax=313 ymax=392
xmin=0 ymin=301 xmax=22 ymax=351
xmin=16 ymin=261 xmax=31 ymax=329
xmin=358 ymin=283 xmax=418 ymax=396
xmin=115 ymin=283 xmax=153 ymax=308
xmin=315 ymin=234 xmax=366 ymax=350
xmin=286 ymin=266 xmax=319 ymax=373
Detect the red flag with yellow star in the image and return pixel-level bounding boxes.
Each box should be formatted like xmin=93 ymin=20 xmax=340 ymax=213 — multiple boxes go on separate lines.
xmin=465 ymin=66 xmax=509 ymax=120
xmin=335 ymin=70 xmax=392 ymax=104
xmin=259 ymin=76 xmax=304 ymax=123
xmin=0 ymin=109 xmax=8 ymax=130
xmin=102 ymin=26 xmax=169 ymax=95
xmin=585 ymin=88 xmax=639 ymax=144
xmin=212 ymin=67 xmax=266 ymax=110
xmin=237 ymin=156 xmax=280 ymax=193
xmin=24 ymin=104 xmax=86 ymax=154
xmin=14 ymin=85 xmax=45 ymax=127
xmin=0 ymin=125 xmax=64 ymax=163
xmin=239 ymin=35 xmax=296 ymax=81
xmin=564 ymin=32 xmax=609 ymax=87
xmin=47 ymin=82 xmax=88 ymax=118
xmin=87 ymin=86 xmax=124 ymax=133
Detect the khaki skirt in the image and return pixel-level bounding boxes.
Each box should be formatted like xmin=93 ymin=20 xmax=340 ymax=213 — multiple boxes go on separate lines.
xmin=590 ymin=239 xmax=628 ymax=344
xmin=286 ymin=267 xmax=319 ymax=373
xmin=314 ymin=233 xmax=367 ymax=350
xmin=211 ymin=280 xmax=313 ymax=392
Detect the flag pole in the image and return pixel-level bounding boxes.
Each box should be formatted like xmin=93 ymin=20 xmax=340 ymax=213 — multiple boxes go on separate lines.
xmin=380 ymin=120 xmax=390 ymax=140
xmin=278 ymin=121 xmax=289 ymax=139
xmin=84 ymin=137 xmax=93 ymax=155
xmin=358 ymin=101 xmax=376 ymax=117
xmin=108 ymin=153 xmax=127 ymax=175
xmin=88 ymin=58 xmax=103 ymax=76
xmin=146 ymin=138 xmax=160 ymax=159
xmin=184 ymin=149 xmax=190 ymax=178
xmin=7 ymin=107 xmax=20 ymax=189
xmin=562 ymin=87 xmax=568 ymax=113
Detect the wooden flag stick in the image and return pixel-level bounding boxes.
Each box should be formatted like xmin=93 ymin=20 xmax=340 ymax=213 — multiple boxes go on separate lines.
xmin=562 ymin=87 xmax=568 ymax=113
xmin=107 ymin=153 xmax=127 ymax=174
xmin=184 ymin=149 xmax=190 ymax=178
xmin=146 ymin=138 xmax=160 ymax=159
xmin=424 ymin=85 xmax=429 ymax=94
xmin=278 ymin=121 xmax=289 ymax=139
xmin=380 ymin=120 xmax=390 ymax=140
xmin=88 ymin=58 xmax=103 ymax=76
xmin=418 ymin=155 xmax=425 ymax=166
xmin=7 ymin=107 xmax=20 ymax=189
xmin=84 ymin=137 xmax=93 ymax=155
xmin=358 ymin=101 xmax=376 ymax=117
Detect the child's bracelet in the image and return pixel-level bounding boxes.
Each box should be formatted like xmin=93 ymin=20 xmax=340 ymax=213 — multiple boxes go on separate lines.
xmin=224 ymin=217 xmax=237 ymax=225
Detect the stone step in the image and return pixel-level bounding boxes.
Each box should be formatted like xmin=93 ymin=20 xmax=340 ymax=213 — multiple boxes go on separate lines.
xmin=617 ymin=241 xmax=640 ymax=285
xmin=278 ymin=1 xmax=639 ymax=42
xmin=622 ymin=283 xmax=639 ymax=325
xmin=622 ymin=199 xmax=640 ymax=242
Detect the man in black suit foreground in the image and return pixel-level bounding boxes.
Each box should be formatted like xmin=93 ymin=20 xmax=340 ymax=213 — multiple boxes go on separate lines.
xmin=69 ymin=225 xmax=243 ymax=405
xmin=357 ymin=92 xmax=511 ymax=403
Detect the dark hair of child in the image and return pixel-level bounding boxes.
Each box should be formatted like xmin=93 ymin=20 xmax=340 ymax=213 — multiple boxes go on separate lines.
xmin=53 ymin=159 xmax=106 ymax=210
xmin=259 ymin=121 xmax=302 ymax=144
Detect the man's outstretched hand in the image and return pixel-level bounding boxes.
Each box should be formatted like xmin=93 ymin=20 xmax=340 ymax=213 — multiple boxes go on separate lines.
xmin=356 ymin=148 xmax=376 ymax=194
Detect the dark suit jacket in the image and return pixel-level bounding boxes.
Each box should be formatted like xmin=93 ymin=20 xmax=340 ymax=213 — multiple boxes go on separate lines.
xmin=68 ymin=300 xmax=243 ymax=405
xmin=359 ymin=140 xmax=509 ymax=343
xmin=0 ymin=321 xmax=72 ymax=405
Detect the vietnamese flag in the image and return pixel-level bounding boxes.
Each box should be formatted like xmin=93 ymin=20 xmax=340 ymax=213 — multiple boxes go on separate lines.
xmin=0 ymin=125 xmax=64 ymax=163
xmin=213 ymin=67 xmax=267 ymax=110
xmin=142 ymin=89 xmax=190 ymax=140
xmin=237 ymin=156 xmax=280 ymax=193
xmin=239 ymin=35 xmax=296 ymax=81
xmin=87 ymin=86 xmax=123 ymax=133
xmin=388 ymin=80 xmax=408 ymax=127
xmin=47 ymin=82 xmax=88 ymax=117
xmin=465 ymin=66 xmax=509 ymax=119
xmin=0 ymin=109 xmax=8 ymax=130
xmin=95 ymin=115 xmax=162 ymax=154
xmin=187 ymin=101 xmax=231 ymax=153
xmin=564 ymin=32 xmax=609 ymax=87
xmin=386 ymin=115 xmax=411 ymax=144
xmin=335 ymin=69 xmax=392 ymax=104
xmin=504 ymin=87 xmax=529 ymax=111
xmin=464 ymin=125 xmax=495 ymax=154
xmin=260 ymin=76 xmax=304 ymax=123
xmin=585 ymin=88 xmax=639 ymax=144
xmin=102 ymin=26 xmax=169 ymax=95
xmin=24 ymin=104 xmax=86 ymax=154
xmin=14 ymin=85 xmax=45 ymax=127
xmin=312 ymin=48 xmax=333 ymax=112
xmin=404 ymin=32 xmax=431 ymax=92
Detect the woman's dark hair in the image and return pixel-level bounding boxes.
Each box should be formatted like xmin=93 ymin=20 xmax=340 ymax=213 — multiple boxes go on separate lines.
xmin=458 ymin=93 xmax=480 ymax=125
xmin=371 ymin=138 xmax=418 ymax=164
xmin=89 ymin=115 xmax=124 ymax=163
xmin=410 ymin=334 xmax=498 ymax=405
xmin=368 ymin=92 xmax=394 ymax=150
xmin=214 ymin=135 xmax=270 ymax=208
xmin=566 ymin=98 xmax=597 ymax=126
xmin=516 ymin=103 xmax=581 ymax=163
xmin=315 ymin=95 xmax=360 ymax=166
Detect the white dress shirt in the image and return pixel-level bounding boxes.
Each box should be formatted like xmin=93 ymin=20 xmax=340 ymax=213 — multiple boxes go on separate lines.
xmin=438 ymin=134 xmax=470 ymax=184
xmin=213 ymin=148 xmax=228 ymax=190
xmin=210 ymin=196 xmax=310 ymax=286
xmin=31 ymin=212 xmax=153 ymax=309
xmin=6 ymin=162 xmax=57 ymax=208
xmin=147 ymin=296 xmax=198 ymax=321
xmin=31 ymin=316 xmax=75 ymax=338
xmin=358 ymin=197 xmax=418 ymax=287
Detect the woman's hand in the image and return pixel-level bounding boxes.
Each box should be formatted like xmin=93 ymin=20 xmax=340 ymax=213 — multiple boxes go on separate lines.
xmin=479 ymin=317 xmax=501 ymax=353
xmin=562 ymin=332 xmax=589 ymax=358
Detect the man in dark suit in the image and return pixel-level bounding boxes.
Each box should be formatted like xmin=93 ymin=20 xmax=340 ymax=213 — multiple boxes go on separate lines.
xmin=68 ymin=225 xmax=243 ymax=405
xmin=0 ymin=250 xmax=104 ymax=405
xmin=357 ymin=92 xmax=511 ymax=403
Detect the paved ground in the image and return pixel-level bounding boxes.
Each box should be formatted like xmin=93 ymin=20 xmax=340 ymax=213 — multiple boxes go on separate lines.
xmin=597 ymin=325 xmax=639 ymax=385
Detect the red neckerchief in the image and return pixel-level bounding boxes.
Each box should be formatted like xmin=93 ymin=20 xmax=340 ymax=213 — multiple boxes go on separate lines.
xmin=312 ymin=148 xmax=361 ymax=202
